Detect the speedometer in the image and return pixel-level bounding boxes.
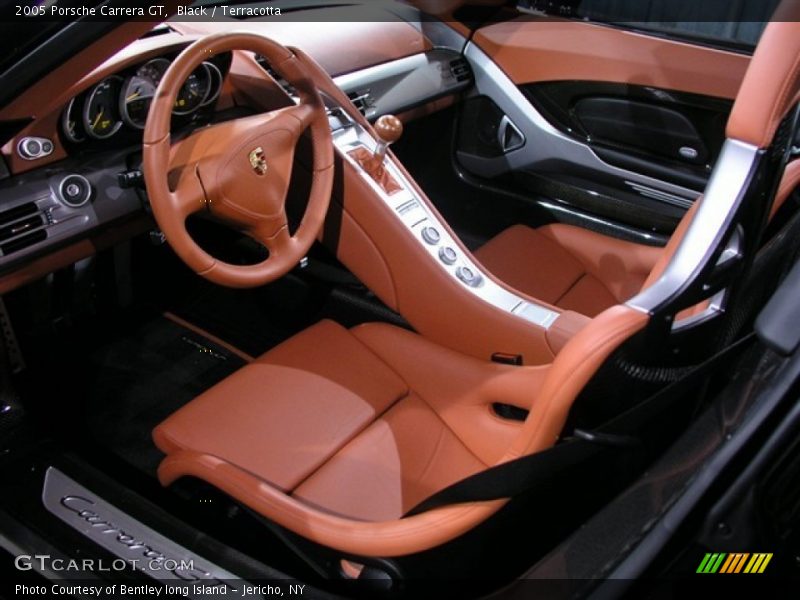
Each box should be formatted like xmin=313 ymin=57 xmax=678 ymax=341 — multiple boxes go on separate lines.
xmin=61 ymin=97 xmax=86 ymax=143
xmin=120 ymin=58 xmax=170 ymax=129
xmin=83 ymin=76 xmax=123 ymax=139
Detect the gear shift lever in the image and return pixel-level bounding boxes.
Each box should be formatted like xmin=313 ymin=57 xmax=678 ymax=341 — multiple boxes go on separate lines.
xmin=372 ymin=114 xmax=403 ymax=165
xmin=348 ymin=114 xmax=404 ymax=195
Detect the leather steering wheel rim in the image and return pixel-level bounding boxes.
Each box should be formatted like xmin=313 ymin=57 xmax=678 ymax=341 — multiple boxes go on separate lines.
xmin=142 ymin=32 xmax=334 ymax=288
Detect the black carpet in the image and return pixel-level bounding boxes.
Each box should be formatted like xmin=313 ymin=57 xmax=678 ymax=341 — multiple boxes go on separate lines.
xmin=83 ymin=317 xmax=246 ymax=476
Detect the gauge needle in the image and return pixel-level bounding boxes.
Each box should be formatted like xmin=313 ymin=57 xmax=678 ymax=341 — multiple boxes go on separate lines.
xmin=92 ymin=110 xmax=104 ymax=130
xmin=127 ymin=91 xmax=141 ymax=102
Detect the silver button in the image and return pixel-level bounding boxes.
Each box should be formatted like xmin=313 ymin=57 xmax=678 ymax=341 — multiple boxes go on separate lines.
xmin=421 ymin=226 xmax=441 ymax=245
xmin=439 ymin=246 xmax=457 ymax=265
xmin=456 ymin=266 xmax=483 ymax=287
xmin=679 ymin=146 xmax=699 ymax=160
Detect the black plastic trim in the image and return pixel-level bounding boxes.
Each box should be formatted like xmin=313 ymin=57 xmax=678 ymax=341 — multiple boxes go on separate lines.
xmin=755 ymin=258 xmax=800 ymax=355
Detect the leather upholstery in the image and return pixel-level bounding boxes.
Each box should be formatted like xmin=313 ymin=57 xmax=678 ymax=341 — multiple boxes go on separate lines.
xmin=476 ymin=158 xmax=800 ymax=318
xmin=154 ymin=307 xmax=647 ymax=556
xmin=726 ymin=3 xmax=800 ymax=149
xmin=472 ymin=18 xmax=749 ymax=100
xmin=143 ymin=32 xmax=334 ymax=288
xmin=152 ymin=5 xmax=800 ymax=558
xmin=474 ymin=223 xmax=661 ymax=317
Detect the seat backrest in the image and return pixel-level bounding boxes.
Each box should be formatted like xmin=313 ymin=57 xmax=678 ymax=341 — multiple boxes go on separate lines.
xmin=510 ymin=6 xmax=800 ymax=458
xmin=629 ymin=11 xmax=800 ymax=325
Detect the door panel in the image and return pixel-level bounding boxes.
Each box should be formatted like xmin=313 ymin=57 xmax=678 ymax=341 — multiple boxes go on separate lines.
xmin=471 ymin=19 xmax=749 ymax=100
xmin=523 ymin=81 xmax=733 ymax=190
xmin=574 ymin=98 xmax=708 ymax=164
xmin=456 ymin=17 xmax=751 ymax=237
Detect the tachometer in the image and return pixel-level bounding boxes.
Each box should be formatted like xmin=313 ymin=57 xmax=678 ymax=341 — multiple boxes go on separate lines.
xmin=120 ymin=58 xmax=170 ymax=129
xmin=83 ymin=76 xmax=123 ymax=139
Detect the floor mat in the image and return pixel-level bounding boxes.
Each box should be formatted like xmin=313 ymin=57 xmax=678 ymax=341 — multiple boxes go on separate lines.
xmin=83 ymin=317 xmax=247 ymax=476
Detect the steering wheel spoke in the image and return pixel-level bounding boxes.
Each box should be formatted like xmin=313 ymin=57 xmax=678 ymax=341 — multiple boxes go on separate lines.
xmin=261 ymin=222 xmax=293 ymax=257
xmin=169 ymin=170 xmax=208 ymax=218
xmin=283 ymin=102 xmax=317 ymax=133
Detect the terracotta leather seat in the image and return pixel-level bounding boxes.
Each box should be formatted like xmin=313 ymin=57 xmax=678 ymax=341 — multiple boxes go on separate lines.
xmin=155 ymin=320 xmax=496 ymax=520
xmin=154 ymin=306 xmax=646 ymax=556
xmin=475 ymin=223 xmax=663 ymax=317
xmin=476 ymin=153 xmax=800 ymax=318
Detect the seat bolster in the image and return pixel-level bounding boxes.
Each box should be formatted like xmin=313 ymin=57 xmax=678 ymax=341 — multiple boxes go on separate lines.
xmin=352 ymin=322 xmax=549 ymax=465
xmin=537 ymin=223 xmax=662 ymax=302
xmin=508 ymin=305 xmax=649 ymax=458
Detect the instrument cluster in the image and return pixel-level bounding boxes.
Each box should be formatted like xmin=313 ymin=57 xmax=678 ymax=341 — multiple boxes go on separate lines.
xmin=61 ymin=55 xmax=226 ymax=143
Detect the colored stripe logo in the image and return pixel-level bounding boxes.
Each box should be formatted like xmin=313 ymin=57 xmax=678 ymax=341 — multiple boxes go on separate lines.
xmin=697 ymin=553 xmax=773 ymax=574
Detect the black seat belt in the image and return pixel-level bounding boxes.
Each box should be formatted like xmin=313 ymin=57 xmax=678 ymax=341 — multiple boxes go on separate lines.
xmin=405 ymin=333 xmax=755 ymax=517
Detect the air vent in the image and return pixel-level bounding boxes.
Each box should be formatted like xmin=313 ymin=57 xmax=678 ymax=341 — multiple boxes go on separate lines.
xmin=0 ymin=202 xmax=48 ymax=257
xmin=1 ymin=230 xmax=46 ymax=256
xmin=449 ymin=57 xmax=472 ymax=83
xmin=254 ymin=55 xmax=297 ymax=96
xmin=0 ymin=215 xmax=43 ymax=243
xmin=0 ymin=202 xmax=37 ymax=227
xmin=141 ymin=24 xmax=174 ymax=39
xmin=346 ymin=90 xmax=372 ymax=116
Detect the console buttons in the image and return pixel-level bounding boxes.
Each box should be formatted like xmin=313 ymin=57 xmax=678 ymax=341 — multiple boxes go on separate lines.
xmin=456 ymin=266 xmax=483 ymax=287
xmin=17 ymin=136 xmax=55 ymax=160
xmin=439 ymin=246 xmax=457 ymax=265
xmin=23 ymin=139 xmax=41 ymax=156
xmin=421 ymin=226 xmax=441 ymax=245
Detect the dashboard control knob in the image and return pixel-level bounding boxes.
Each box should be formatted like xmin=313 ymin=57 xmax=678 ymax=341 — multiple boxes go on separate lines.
xmin=24 ymin=139 xmax=41 ymax=156
xmin=17 ymin=136 xmax=55 ymax=160
xmin=456 ymin=266 xmax=483 ymax=288
xmin=421 ymin=226 xmax=441 ymax=245
xmin=439 ymin=246 xmax=457 ymax=265
xmin=58 ymin=174 xmax=92 ymax=208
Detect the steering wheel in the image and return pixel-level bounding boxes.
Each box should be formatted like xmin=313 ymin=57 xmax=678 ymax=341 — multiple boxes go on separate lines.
xmin=142 ymin=32 xmax=334 ymax=288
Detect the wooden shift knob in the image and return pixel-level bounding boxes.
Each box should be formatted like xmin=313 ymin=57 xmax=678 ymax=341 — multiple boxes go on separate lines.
xmin=374 ymin=114 xmax=403 ymax=145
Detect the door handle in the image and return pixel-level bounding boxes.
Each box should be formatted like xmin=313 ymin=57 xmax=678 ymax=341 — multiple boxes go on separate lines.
xmin=497 ymin=115 xmax=526 ymax=153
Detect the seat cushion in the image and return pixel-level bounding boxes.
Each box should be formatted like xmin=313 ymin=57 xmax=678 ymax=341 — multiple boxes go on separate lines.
xmin=474 ymin=223 xmax=660 ymax=317
xmin=154 ymin=319 xmax=523 ymax=521
xmin=152 ymin=310 xmax=648 ymax=554
xmin=293 ymin=394 xmax=487 ymax=521
xmin=153 ymin=320 xmax=408 ymax=491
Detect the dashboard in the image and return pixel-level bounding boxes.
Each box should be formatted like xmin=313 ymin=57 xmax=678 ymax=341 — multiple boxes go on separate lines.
xmin=58 ymin=51 xmax=232 ymax=153
xmin=62 ymin=56 xmax=225 ymax=144
xmin=0 ymin=48 xmax=233 ymax=274
xmin=0 ymin=12 xmax=471 ymax=281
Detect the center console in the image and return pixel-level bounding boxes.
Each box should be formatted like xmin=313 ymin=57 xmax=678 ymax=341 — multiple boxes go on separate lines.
xmin=314 ymin=90 xmax=588 ymax=365
xmin=329 ymin=108 xmax=562 ymax=331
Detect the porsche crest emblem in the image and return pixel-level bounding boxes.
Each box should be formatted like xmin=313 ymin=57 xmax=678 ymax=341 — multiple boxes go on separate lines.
xmin=249 ymin=147 xmax=268 ymax=175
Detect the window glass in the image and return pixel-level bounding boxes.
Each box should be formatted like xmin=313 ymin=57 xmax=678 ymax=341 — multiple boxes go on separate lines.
xmin=518 ymin=0 xmax=782 ymax=50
